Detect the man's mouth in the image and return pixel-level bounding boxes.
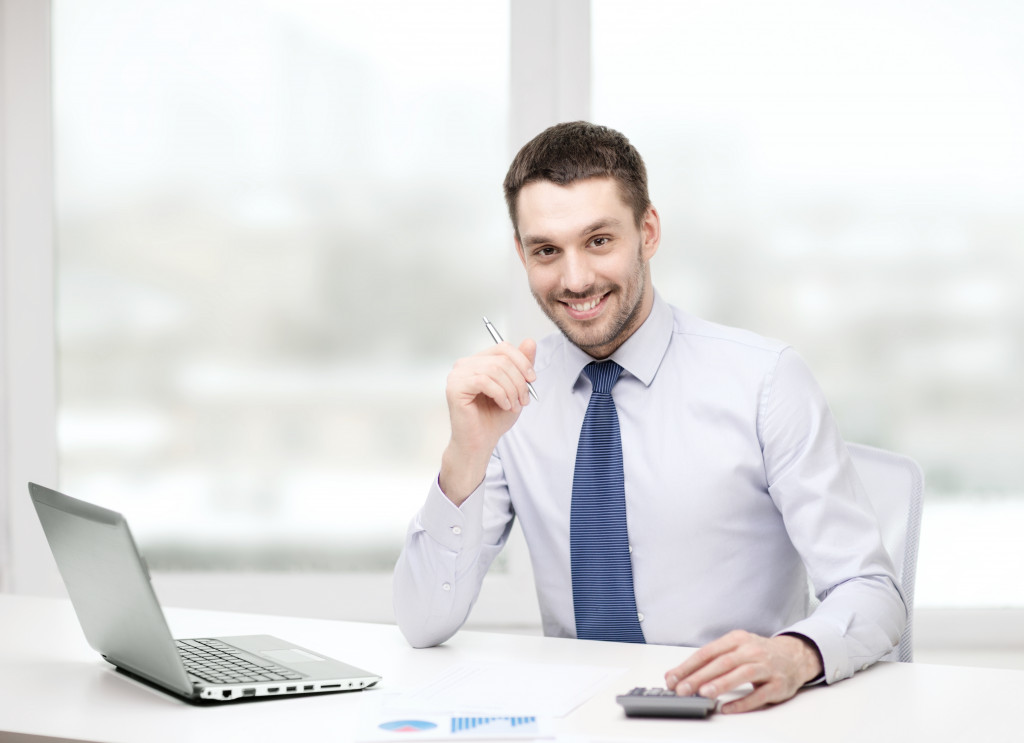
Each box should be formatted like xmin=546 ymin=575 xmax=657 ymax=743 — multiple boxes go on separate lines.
xmin=560 ymin=293 xmax=609 ymax=319
xmin=568 ymin=297 xmax=601 ymax=312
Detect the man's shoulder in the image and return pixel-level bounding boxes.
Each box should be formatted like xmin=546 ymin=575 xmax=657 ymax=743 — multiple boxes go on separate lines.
xmin=667 ymin=303 xmax=790 ymax=358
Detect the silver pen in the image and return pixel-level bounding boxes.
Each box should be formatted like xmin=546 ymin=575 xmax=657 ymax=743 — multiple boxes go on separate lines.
xmin=482 ymin=316 xmax=539 ymax=401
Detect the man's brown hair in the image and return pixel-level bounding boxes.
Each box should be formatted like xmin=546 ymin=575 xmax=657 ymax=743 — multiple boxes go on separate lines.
xmin=503 ymin=121 xmax=651 ymax=236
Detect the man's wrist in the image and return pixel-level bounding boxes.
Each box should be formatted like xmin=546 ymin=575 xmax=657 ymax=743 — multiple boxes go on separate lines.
xmin=778 ymin=633 xmax=824 ymax=685
xmin=439 ymin=443 xmax=488 ymax=506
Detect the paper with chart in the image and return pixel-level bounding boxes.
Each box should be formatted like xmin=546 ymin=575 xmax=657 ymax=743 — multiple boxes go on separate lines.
xmin=388 ymin=660 xmax=625 ymax=718
xmin=358 ymin=713 xmax=552 ymax=742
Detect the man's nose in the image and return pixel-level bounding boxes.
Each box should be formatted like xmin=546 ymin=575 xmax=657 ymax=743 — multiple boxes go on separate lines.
xmin=561 ymin=250 xmax=595 ymax=294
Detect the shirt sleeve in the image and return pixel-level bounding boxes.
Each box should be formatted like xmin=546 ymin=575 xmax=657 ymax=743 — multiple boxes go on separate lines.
xmin=392 ymin=452 xmax=515 ymax=648
xmin=760 ymin=348 xmax=908 ymax=684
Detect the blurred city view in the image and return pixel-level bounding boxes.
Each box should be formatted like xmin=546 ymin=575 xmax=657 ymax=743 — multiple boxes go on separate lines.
xmin=593 ymin=0 xmax=1024 ymax=607
xmin=55 ymin=0 xmax=512 ymax=570
xmin=54 ymin=1 xmax=1023 ymax=605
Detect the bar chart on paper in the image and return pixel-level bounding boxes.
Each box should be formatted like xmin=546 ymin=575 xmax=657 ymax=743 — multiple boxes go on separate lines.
xmin=450 ymin=716 xmax=539 ymax=734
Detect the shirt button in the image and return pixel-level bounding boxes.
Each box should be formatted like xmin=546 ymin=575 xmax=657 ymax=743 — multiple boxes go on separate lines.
xmin=628 ymin=544 xmax=633 ymax=554
xmin=451 ymin=526 xmax=462 ymax=535
xmin=442 ymin=582 xmax=451 ymax=592
xmin=637 ymin=612 xmax=645 ymax=622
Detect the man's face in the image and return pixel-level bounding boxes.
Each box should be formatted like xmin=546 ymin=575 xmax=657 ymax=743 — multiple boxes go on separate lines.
xmin=514 ymin=177 xmax=660 ymax=359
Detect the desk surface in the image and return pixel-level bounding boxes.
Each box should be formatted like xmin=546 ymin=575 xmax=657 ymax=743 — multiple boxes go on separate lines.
xmin=1 ymin=594 xmax=1021 ymax=743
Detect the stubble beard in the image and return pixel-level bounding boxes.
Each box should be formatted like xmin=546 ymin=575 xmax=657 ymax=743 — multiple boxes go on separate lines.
xmin=533 ymin=246 xmax=649 ymax=358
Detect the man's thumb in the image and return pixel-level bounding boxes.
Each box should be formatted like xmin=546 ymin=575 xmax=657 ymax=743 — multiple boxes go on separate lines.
xmin=519 ymin=337 xmax=537 ymax=367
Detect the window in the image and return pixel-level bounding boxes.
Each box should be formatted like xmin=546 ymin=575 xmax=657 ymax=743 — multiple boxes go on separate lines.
xmin=54 ymin=0 xmax=511 ymax=571
xmin=11 ymin=0 xmax=1016 ymax=619
xmin=592 ymin=0 xmax=1024 ymax=606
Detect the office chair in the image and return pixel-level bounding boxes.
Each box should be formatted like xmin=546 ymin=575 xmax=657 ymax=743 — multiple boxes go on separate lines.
xmin=846 ymin=442 xmax=924 ymax=662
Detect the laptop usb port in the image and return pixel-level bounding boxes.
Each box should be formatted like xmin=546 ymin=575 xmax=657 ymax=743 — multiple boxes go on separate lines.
xmin=286 ymin=686 xmax=297 ymax=692
xmin=243 ymin=688 xmax=256 ymax=697
xmin=303 ymin=685 xmax=314 ymax=691
xmin=266 ymin=687 xmax=279 ymax=693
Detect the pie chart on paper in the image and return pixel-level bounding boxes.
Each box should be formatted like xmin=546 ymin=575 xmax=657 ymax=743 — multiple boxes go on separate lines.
xmin=378 ymin=720 xmax=438 ymax=733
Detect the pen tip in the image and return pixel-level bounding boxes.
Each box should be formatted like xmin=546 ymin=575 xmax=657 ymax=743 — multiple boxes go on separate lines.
xmin=482 ymin=316 xmax=489 ymax=324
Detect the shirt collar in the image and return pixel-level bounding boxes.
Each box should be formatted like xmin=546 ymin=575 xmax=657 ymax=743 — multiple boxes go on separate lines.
xmin=558 ymin=289 xmax=674 ymax=390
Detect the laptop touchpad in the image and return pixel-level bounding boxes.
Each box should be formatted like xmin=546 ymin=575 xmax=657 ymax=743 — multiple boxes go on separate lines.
xmin=261 ymin=648 xmax=325 ymax=663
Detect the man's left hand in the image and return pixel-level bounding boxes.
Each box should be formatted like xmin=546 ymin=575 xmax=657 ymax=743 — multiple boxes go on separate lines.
xmin=664 ymin=631 xmax=823 ymax=714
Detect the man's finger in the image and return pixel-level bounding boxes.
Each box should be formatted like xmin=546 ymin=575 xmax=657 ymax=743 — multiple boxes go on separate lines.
xmin=695 ymin=661 xmax=765 ymax=699
xmin=670 ymin=650 xmax=750 ymax=698
xmin=470 ymin=373 xmax=518 ymax=411
xmin=719 ymin=682 xmax=779 ymax=714
xmin=503 ymin=339 xmax=536 ymax=384
xmin=665 ymin=631 xmax=748 ymax=688
xmin=518 ymin=337 xmax=537 ymax=371
xmin=452 ymin=351 xmax=531 ymax=409
xmin=488 ymin=355 xmax=531 ymax=406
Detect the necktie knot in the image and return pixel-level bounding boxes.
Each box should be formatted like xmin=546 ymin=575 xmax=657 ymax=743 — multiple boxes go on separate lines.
xmin=584 ymin=361 xmax=623 ymax=395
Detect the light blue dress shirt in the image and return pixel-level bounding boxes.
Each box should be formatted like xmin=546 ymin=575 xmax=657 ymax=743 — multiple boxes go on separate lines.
xmin=394 ymin=292 xmax=906 ymax=684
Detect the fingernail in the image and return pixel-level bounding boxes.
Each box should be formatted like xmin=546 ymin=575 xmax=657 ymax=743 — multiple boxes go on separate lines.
xmin=678 ymin=682 xmax=692 ymax=696
xmin=699 ymin=683 xmax=716 ymax=698
xmin=665 ymin=674 xmax=678 ymax=688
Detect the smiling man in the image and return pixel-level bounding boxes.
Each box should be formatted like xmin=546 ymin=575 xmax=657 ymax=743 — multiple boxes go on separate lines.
xmin=393 ymin=122 xmax=906 ymax=713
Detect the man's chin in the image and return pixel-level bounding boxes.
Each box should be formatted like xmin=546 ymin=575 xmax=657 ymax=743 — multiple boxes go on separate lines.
xmin=551 ymin=318 xmax=615 ymax=355
xmin=535 ymin=297 xmax=622 ymax=353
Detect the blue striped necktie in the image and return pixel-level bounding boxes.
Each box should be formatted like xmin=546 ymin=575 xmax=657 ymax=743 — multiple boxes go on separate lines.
xmin=570 ymin=360 xmax=645 ymax=643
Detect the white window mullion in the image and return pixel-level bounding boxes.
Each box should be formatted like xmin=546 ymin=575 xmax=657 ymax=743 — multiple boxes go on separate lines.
xmin=0 ymin=0 xmax=61 ymax=596
xmin=506 ymin=0 xmax=593 ymax=340
xmin=509 ymin=0 xmax=591 ymax=152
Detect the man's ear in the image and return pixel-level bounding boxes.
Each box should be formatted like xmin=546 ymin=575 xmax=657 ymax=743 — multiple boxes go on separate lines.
xmin=642 ymin=206 xmax=661 ymax=261
xmin=514 ymin=233 xmax=528 ymax=268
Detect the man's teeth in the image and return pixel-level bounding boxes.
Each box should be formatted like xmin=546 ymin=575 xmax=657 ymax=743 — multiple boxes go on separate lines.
xmin=569 ymin=297 xmax=601 ymax=312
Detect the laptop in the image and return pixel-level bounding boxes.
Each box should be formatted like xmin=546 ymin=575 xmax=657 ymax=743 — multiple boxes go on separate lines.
xmin=29 ymin=482 xmax=381 ymax=702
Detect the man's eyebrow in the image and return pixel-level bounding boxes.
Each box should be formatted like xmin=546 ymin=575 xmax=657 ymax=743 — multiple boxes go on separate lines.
xmin=520 ymin=233 xmax=553 ymax=248
xmin=580 ymin=218 xmax=623 ymax=236
xmin=520 ymin=219 xmax=624 ymax=247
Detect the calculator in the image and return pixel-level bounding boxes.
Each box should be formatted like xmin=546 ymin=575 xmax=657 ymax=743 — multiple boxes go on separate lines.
xmin=616 ymin=687 xmax=718 ymax=718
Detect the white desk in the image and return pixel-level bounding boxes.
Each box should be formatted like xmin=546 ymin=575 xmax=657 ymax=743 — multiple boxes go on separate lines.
xmin=1 ymin=594 xmax=1021 ymax=743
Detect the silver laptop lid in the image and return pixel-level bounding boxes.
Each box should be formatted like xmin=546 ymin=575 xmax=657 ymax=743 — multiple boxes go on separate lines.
xmin=30 ymin=482 xmax=196 ymax=697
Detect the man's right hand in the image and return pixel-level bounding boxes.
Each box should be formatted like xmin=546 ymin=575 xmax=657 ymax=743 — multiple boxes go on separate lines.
xmin=439 ymin=338 xmax=537 ymax=505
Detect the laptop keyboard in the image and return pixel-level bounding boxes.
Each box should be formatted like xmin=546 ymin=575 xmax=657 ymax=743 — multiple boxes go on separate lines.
xmin=177 ymin=638 xmax=305 ymax=685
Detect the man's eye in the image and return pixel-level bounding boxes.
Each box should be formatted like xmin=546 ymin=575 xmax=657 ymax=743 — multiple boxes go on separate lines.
xmin=592 ymin=237 xmax=609 ymax=247
xmin=536 ymin=246 xmax=557 ymax=256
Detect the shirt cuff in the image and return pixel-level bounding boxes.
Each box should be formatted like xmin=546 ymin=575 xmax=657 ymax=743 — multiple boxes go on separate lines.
xmin=418 ymin=475 xmax=486 ymax=552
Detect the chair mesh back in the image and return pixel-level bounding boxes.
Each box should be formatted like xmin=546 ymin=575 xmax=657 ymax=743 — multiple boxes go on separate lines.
xmin=846 ymin=443 xmax=924 ymax=662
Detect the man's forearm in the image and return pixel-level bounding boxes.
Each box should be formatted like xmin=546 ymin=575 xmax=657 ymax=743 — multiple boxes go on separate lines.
xmin=393 ymin=474 xmax=508 ymax=648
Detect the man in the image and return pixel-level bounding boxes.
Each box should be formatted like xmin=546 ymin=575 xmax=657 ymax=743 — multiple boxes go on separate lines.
xmin=393 ymin=122 xmax=906 ymax=713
